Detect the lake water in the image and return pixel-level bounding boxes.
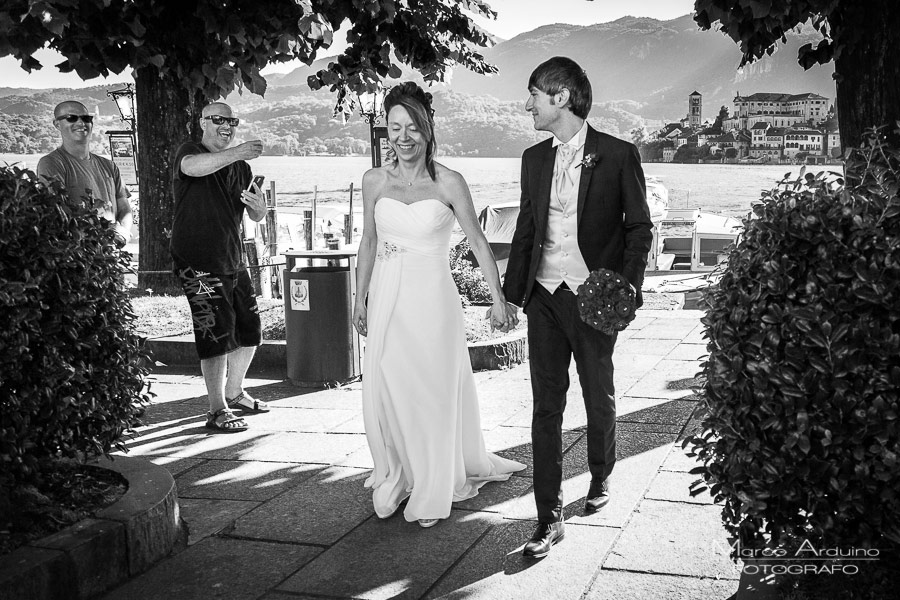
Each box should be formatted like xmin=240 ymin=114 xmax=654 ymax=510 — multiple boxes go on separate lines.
xmin=2 ymin=153 xmax=818 ymax=219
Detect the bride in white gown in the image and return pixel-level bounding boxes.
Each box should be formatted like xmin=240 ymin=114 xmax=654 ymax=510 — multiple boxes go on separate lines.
xmin=353 ymin=83 xmax=525 ymax=528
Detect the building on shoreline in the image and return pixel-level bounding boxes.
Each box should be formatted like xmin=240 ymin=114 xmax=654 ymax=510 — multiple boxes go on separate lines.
xmin=652 ymin=91 xmax=840 ymax=163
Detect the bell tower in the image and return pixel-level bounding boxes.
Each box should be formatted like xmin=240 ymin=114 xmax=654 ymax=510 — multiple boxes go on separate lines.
xmin=688 ymin=91 xmax=702 ymax=128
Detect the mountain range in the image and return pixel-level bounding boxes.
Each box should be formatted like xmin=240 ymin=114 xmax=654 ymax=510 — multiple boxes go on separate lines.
xmin=267 ymin=14 xmax=836 ymax=120
xmin=1 ymin=13 xmax=836 ymax=157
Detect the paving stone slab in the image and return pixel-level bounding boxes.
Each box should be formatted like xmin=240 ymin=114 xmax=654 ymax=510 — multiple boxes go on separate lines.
xmin=122 ymin=426 xmax=279 ymax=460
xmin=617 ymin=421 xmax=684 ymax=435
xmin=660 ymin=444 xmax=702 ymax=473
xmin=144 ymin=382 xmax=208 ymax=403
xmin=559 ymin=433 xmax=677 ymax=528
xmin=644 ymin=470 xmax=716 ymax=505
xmin=617 ymin=399 xmax=698 ymax=428
xmin=604 ymin=499 xmax=739 ymax=579
xmin=261 ymin=387 xmax=363 ymax=410
xmin=233 ymin=432 xmax=368 ymax=464
xmin=615 ymin=352 xmax=668 ymax=381
xmin=143 ymin=455 xmax=207 ymax=478
xmin=235 ymin=406 xmax=358 ymax=433
xmin=666 ymin=343 xmax=708 ymax=362
xmin=337 ymin=444 xmax=376 ymax=469
xmin=620 ymin=360 xmax=704 ymax=400
xmin=452 ymin=474 xmax=534 ymax=515
xmin=425 ymin=520 xmax=619 ymax=600
xmin=616 ymin=396 xmax=680 ymax=418
xmin=481 ymin=428 xmax=583 ymax=480
xmin=683 ymin=324 xmax=709 ymax=344
xmin=177 ymin=498 xmax=260 ymax=545
xmin=100 ymin=537 xmax=320 ymax=600
xmin=640 ymin=310 xmax=705 ymax=321
xmin=277 ymin=510 xmax=500 ymax=599
xmin=329 ymin=413 xmax=366 ymax=433
xmin=616 ymin=337 xmax=680 ymax=357
xmin=585 ymin=569 xmax=737 ymax=600
xmin=628 ymin=321 xmax=700 ymax=340
xmin=500 ymin=432 xmax=676 ymax=525
xmin=232 ymin=466 xmax=374 ymax=545
xmin=175 ymin=459 xmax=321 ymax=501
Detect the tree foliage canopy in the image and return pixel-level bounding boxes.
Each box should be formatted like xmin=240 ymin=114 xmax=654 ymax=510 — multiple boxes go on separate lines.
xmin=0 ymin=0 xmax=498 ymax=107
xmin=693 ymin=0 xmax=862 ymax=70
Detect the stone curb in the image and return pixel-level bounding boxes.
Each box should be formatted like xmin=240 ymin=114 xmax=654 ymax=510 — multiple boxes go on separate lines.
xmin=0 ymin=456 xmax=185 ymax=600
xmin=144 ymin=331 xmax=528 ymax=373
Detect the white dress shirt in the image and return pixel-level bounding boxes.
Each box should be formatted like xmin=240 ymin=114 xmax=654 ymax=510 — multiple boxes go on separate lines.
xmin=536 ymin=121 xmax=592 ymax=294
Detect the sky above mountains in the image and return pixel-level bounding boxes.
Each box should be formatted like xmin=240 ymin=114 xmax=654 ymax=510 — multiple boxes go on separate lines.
xmin=0 ymin=0 xmax=695 ymax=88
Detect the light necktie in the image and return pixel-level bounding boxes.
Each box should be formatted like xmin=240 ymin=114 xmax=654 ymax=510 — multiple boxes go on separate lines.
xmin=556 ymin=144 xmax=577 ymax=200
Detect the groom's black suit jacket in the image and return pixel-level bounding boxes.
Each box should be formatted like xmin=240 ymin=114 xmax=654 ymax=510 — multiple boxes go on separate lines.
xmin=503 ymin=125 xmax=654 ymax=309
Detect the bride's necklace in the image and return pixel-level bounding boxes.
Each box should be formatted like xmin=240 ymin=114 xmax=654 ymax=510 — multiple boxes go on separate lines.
xmin=397 ymin=168 xmax=423 ymax=187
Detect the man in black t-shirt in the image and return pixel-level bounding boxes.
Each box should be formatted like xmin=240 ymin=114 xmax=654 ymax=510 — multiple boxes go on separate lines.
xmin=171 ymin=101 xmax=269 ymax=433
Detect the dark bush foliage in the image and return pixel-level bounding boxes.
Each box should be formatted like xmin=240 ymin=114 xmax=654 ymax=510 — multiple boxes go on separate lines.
xmin=0 ymin=165 xmax=150 ymax=489
xmin=687 ymin=127 xmax=900 ymax=551
xmin=449 ymin=240 xmax=491 ymax=304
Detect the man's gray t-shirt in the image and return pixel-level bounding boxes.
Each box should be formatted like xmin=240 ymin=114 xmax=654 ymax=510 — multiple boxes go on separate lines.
xmin=37 ymin=147 xmax=130 ymax=222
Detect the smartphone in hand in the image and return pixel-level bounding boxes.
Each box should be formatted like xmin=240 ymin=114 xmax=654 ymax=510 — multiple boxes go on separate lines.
xmin=246 ymin=175 xmax=265 ymax=192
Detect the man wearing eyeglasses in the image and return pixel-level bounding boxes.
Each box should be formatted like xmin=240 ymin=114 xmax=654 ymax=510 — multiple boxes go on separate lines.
xmin=170 ymin=101 xmax=268 ymax=433
xmin=37 ymin=100 xmax=132 ymax=247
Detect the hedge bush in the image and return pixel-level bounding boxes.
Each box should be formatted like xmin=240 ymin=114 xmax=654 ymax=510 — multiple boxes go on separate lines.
xmin=687 ymin=127 xmax=900 ymax=551
xmin=0 ymin=165 xmax=150 ymax=489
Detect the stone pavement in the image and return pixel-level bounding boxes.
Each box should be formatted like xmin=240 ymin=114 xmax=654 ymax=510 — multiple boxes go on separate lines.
xmin=100 ymin=309 xmax=755 ymax=600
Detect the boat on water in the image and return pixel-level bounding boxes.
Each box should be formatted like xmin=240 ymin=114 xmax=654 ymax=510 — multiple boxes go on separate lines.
xmin=470 ymin=176 xmax=743 ymax=275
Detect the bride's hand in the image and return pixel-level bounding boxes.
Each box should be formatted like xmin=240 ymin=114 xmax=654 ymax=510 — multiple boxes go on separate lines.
xmin=487 ymin=301 xmax=515 ymax=333
xmin=353 ymin=304 xmax=368 ymax=336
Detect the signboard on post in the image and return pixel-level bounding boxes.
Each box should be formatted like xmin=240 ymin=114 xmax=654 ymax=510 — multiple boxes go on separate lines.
xmin=107 ymin=131 xmax=138 ymax=187
xmin=373 ymin=126 xmax=389 ymax=167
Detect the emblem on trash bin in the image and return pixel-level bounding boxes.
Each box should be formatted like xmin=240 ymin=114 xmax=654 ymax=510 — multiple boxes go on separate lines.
xmin=290 ymin=279 xmax=310 ymax=311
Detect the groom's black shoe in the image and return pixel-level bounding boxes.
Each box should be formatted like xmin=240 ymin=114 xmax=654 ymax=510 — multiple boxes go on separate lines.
xmin=522 ymin=521 xmax=565 ymax=559
xmin=585 ymin=479 xmax=610 ymax=513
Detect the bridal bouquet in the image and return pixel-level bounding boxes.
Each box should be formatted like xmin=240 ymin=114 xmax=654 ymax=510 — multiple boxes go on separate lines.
xmin=576 ymin=269 xmax=636 ymax=335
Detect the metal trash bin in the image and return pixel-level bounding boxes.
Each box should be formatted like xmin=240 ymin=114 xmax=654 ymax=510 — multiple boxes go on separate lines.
xmin=283 ymin=250 xmax=361 ymax=387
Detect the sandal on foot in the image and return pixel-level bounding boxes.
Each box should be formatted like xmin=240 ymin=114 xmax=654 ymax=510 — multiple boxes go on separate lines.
xmin=206 ymin=407 xmax=248 ymax=432
xmin=227 ymin=391 xmax=270 ymax=413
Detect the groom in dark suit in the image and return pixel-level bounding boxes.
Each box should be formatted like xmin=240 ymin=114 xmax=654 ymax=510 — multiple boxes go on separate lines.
xmin=503 ymin=57 xmax=654 ymax=558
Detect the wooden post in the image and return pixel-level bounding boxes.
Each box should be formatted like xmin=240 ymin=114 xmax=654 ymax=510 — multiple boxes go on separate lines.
xmin=311 ymin=185 xmax=318 ymax=249
xmin=303 ymin=209 xmax=313 ymax=251
xmin=244 ymin=239 xmax=263 ymax=295
xmin=254 ymin=233 xmax=271 ymax=298
xmin=346 ymin=182 xmax=354 ymax=244
xmin=265 ymin=182 xmax=280 ymax=298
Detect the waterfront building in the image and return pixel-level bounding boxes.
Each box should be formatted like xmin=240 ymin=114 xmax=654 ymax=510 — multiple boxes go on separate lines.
xmin=732 ymin=92 xmax=829 ymax=126
xmin=783 ymin=129 xmax=824 ymax=158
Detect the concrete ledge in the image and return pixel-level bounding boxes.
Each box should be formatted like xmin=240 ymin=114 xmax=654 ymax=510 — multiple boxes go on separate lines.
xmin=145 ymin=332 xmax=528 ymax=373
xmin=468 ymin=329 xmax=528 ymax=370
xmin=0 ymin=456 xmax=185 ymax=600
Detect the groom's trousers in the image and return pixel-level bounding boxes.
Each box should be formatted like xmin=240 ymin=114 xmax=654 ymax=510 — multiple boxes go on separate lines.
xmin=525 ymin=283 xmax=617 ymax=524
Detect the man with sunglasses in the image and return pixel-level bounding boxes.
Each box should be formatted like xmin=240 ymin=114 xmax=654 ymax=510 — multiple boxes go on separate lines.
xmin=37 ymin=100 xmax=132 ymax=247
xmin=170 ymin=101 xmax=268 ymax=433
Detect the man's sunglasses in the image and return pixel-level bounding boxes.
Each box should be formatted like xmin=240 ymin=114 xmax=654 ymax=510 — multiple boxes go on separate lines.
xmin=203 ymin=115 xmax=240 ymax=127
xmin=56 ymin=114 xmax=94 ymax=124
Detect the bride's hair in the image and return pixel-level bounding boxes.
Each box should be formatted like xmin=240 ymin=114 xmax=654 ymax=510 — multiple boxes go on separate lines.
xmin=383 ymin=82 xmax=437 ymax=181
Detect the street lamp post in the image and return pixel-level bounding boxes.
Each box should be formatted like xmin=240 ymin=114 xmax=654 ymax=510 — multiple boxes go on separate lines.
xmin=356 ymin=85 xmax=388 ymax=168
xmin=107 ymin=83 xmax=136 ymax=135
xmin=106 ymin=83 xmax=139 ymax=186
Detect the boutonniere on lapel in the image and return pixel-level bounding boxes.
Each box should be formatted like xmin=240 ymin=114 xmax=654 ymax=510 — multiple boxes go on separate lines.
xmin=577 ymin=152 xmax=600 ymax=170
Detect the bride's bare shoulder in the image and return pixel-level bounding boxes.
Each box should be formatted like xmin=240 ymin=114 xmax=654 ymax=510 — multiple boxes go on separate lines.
xmin=363 ymin=165 xmax=393 ymax=184
xmin=434 ymin=162 xmax=467 ymax=190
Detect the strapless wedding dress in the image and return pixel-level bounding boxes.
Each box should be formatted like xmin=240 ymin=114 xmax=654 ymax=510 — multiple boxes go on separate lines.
xmin=362 ymin=197 xmax=525 ymax=522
